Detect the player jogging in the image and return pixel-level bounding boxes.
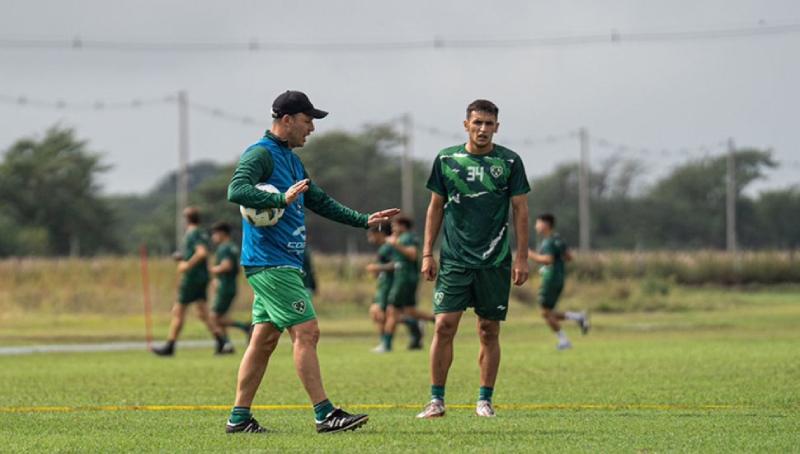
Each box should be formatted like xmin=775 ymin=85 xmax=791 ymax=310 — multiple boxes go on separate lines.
xmin=417 ymin=100 xmax=530 ymax=419
xmin=225 ymin=90 xmax=399 ymax=434
xmin=366 ymin=223 xmax=395 ymax=350
xmin=528 ymin=213 xmax=589 ymax=350
xmin=152 ymin=207 xmax=228 ymax=356
xmin=382 ymin=215 xmax=433 ymax=352
xmin=209 ymin=222 xmax=250 ymax=353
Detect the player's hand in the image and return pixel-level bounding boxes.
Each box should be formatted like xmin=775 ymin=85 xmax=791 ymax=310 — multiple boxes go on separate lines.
xmin=177 ymin=261 xmax=190 ymax=273
xmin=367 ymin=208 xmax=401 ymax=226
xmin=512 ymin=256 xmax=529 ymax=286
xmin=421 ymin=255 xmax=438 ymax=281
xmin=285 ymin=179 xmax=310 ymax=204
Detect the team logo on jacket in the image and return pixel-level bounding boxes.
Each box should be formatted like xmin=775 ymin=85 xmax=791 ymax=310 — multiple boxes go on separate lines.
xmin=292 ymin=299 xmax=306 ymax=314
xmin=490 ymin=165 xmax=503 ymax=179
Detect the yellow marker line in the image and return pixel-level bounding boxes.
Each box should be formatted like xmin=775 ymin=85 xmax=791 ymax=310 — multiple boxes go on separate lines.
xmin=0 ymin=403 xmax=749 ymax=414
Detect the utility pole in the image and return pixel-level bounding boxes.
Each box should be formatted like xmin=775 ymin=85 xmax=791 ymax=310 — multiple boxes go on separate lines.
xmin=726 ymin=138 xmax=737 ymax=253
xmin=401 ymin=113 xmax=414 ymax=216
xmin=176 ymin=90 xmax=189 ymax=250
xmin=578 ymin=127 xmax=591 ymax=251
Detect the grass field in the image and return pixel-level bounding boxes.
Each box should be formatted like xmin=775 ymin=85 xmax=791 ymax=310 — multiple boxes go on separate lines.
xmin=1 ymin=287 xmax=798 ymax=452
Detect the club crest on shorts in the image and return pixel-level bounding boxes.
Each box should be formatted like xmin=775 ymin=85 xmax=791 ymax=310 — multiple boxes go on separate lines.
xmin=490 ymin=165 xmax=503 ymax=179
xmin=292 ymin=299 xmax=306 ymax=314
xmin=434 ymin=292 xmax=444 ymax=306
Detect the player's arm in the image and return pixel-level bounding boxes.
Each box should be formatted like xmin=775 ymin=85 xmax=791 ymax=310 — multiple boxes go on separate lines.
xmin=386 ymin=236 xmax=417 ymax=261
xmin=304 ymin=180 xmax=399 ymax=228
xmin=511 ymin=194 xmax=530 ymax=286
xmin=421 ymin=192 xmax=445 ymax=281
xmin=227 ymin=146 xmax=308 ymax=208
xmin=528 ymin=250 xmax=554 ymax=265
xmin=210 ymin=257 xmax=234 ymax=275
xmin=564 ymin=249 xmax=574 ymax=262
xmin=366 ymin=262 xmax=395 ymax=272
xmin=178 ymin=244 xmax=208 ymax=272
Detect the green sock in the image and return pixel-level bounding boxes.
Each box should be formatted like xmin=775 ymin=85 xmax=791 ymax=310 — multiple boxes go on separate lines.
xmin=314 ymin=399 xmax=335 ymax=421
xmin=229 ymin=406 xmax=251 ymax=424
xmin=233 ymin=321 xmax=250 ymax=332
xmin=479 ymin=386 xmax=494 ymax=403
xmin=431 ymin=385 xmax=445 ymax=403
xmin=381 ymin=333 xmax=393 ymax=350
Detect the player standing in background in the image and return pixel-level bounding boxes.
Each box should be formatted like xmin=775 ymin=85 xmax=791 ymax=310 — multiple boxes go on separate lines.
xmin=528 ymin=213 xmax=589 ymax=350
xmin=382 ymin=215 xmax=433 ymax=352
xmin=418 ymin=100 xmax=530 ymax=419
xmin=153 ymin=207 xmax=228 ymax=356
xmin=365 ymin=223 xmax=394 ymax=350
xmin=225 ymin=90 xmax=399 ymax=434
xmin=209 ymin=222 xmax=251 ymax=354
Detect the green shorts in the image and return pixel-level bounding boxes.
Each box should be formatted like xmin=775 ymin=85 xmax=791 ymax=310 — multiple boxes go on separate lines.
xmin=247 ymin=267 xmax=316 ymax=331
xmin=178 ymin=278 xmax=208 ymax=304
xmin=433 ymin=260 xmax=511 ymax=321
xmin=538 ymin=281 xmax=564 ymax=309
xmin=388 ymin=280 xmax=418 ymax=308
xmin=213 ymin=289 xmax=236 ymax=315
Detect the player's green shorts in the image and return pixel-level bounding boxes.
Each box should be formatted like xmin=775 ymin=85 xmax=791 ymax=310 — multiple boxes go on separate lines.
xmin=178 ymin=278 xmax=208 ymax=304
xmin=433 ymin=260 xmax=511 ymax=321
xmin=212 ymin=288 xmax=236 ymax=315
xmin=388 ymin=280 xmax=418 ymax=308
xmin=374 ymin=289 xmax=389 ymax=311
xmin=538 ymin=280 xmax=564 ymax=309
xmin=247 ymin=267 xmax=316 ymax=331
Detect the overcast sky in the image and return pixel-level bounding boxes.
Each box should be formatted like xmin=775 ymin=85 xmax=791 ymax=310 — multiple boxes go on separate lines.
xmin=1 ymin=0 xmax=798 ymax=195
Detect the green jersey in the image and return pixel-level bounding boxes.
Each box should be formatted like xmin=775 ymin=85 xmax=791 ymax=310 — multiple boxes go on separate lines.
xmin=538 ymin=233 xmax=568 ymax=284
xmin=426 ymin=144 xmax=530 ymax=268
xmin=375 ymin=243 xmax=394 ymax=304
xmin=182 ymin=227 xmax=210 ymax=284
xmin=391 ymin=231 xmax=420 ymax=284
xmin=214 ymin=241 xmax=239 ymax=293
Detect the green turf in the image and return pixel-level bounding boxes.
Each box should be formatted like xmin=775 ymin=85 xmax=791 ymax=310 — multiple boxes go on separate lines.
xmin=1 ymin=292 xmax=798 ymax=452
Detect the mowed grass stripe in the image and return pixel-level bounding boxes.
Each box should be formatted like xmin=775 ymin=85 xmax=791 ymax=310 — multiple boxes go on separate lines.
xmin=0 ymin=403 xmax=749 ymax=413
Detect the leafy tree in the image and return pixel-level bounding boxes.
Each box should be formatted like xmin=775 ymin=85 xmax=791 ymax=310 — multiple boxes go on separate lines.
xmin=0 ymin=126 xmax=117 ymax=256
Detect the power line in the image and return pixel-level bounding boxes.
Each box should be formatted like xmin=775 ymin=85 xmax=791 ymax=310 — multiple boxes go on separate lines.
xmin=1 ymin=22 xmax=799 ymax=53
xmin=0 ymin=94 xmax=173 ymax=110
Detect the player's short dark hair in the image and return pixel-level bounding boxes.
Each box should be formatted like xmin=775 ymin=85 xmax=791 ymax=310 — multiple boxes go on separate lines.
xmin=466 ymin=99 xmax=499 ymax=119
xmin=184 ymin=207 xmax=200 ymax=225
xmin=537 ymin=213 xmax=556 ymax=227
xmin=393 ymin=215 xmax=413 ymax=230
xmin=368 ymin=222 xmax=392 ymax=235
xmin=211 ymin=222 xmax=232 ymax=235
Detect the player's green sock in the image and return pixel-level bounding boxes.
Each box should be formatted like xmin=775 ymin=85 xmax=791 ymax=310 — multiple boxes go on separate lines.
xmin=381 ymin=333 xmax=393 ymax=351
xmin=229 ymin=406 xmax=252 ymax=424
xmin=431 ymin=385 xmax=445 ymax=403
xmin=479 ymin=386 xmax=494 ymax=403
xmin=314 ymin=399 xmax=335 ymax=421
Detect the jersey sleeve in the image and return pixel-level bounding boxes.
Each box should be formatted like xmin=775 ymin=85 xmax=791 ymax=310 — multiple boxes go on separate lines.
xmin=508 ymin=156 xmax=531 ymax=196
xmin=227 ymin=145 xmax=287 ymax=209
xmin=426 ymin=155 xmax=447 ymax=196
xmin=304 ymin=178 xmax=369 ymax=228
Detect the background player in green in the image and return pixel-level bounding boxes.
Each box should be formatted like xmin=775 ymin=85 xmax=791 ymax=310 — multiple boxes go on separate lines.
xmin=418 ymin=100 xmax=531 ymax=419
xmin=382 ymin=215 xmax=433 ymax=352
xmin=153 ymin=207 xmax=227 ymax=356
xmin=365 ymin=222 xmax=395 ymax=351
xmin=225 ymin=90 xmax=399 ymax=434
xmin=209 ymin=221 xmax=251 ymax=354
xmin=528 ymin=213 xmax=589 ymax=350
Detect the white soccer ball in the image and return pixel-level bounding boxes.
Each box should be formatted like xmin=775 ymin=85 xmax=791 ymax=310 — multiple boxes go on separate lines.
xmin=240 ymin=183 xmax=285 ymax=227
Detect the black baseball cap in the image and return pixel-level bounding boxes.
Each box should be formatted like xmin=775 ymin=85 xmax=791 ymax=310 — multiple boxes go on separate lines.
xmin=271 ymin=90 xmax=328 ymax=119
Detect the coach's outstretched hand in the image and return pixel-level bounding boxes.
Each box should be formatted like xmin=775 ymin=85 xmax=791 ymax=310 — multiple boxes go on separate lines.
xmin=367 ymin=208 xmax=401 ymax=226
xmin=285 ymin=179 xmax=310 ymax=204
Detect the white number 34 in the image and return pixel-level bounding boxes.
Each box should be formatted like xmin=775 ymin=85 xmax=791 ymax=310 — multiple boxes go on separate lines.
xmin=466 ymin=166 xmax=484 ymax=182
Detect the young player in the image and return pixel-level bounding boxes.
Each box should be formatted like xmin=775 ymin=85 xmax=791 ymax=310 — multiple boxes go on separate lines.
xmin=209 ymin=222 xmax=251 ymax=353
xmin=528 ymin=213 xmax=589 ymax=350
xmin=225 ymin=90 xmax=399 ymax=434
xmin=418 ymin=100 xmax=531 ymax=419
xmin=365 ymin=223 xmax=394 ymax=350
xmin=383 ymin=215 xmax=433 ymax=351
xmin=152 ymin=207 xmax=228 ymax=356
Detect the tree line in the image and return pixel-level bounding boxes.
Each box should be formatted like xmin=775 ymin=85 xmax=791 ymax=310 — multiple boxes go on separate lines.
xmin=1 ymin=125 xmax=798 ymax=257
